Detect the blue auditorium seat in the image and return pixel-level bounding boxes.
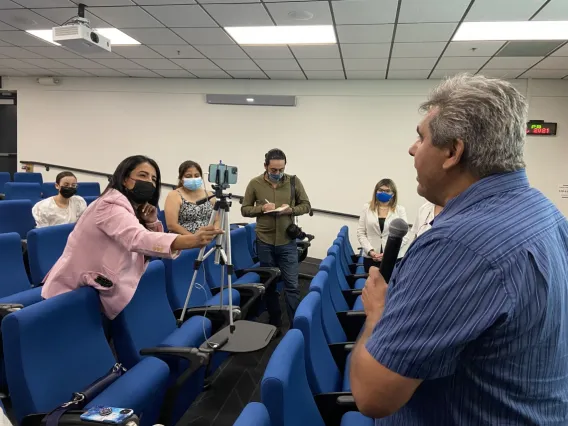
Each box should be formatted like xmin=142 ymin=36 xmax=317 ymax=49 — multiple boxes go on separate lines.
xmin=77 ymin=182 xmax=101 ymax=197
xmin=261 ymin=329 xmax=372 ymax=426
xmin=111 ymin=260 xmax=213 ymax=425
xmin=13 ymin=172 xmax=42 ymax=184
xmin=244 ymin=223 xmax=257 ymax=259
xmin=328 ymin=245 xmax=366 ymax=290
xmin=27 ymin=223 xmax=74 ymax=286
xmin=83 ymin=195 xmax=98 ymax=206
xmin=231 ymin=227 xmax=260 ymax=274
xmin=234 ymin=402 xmax=271 ymax=426
xmin=334 ymin=237 xmax=365 ymax=276
xmin=204 ymin=240 xmax=261 ymax=288
xmin=0 ymin=172 xmax=10 ymax=190
xmin=41 ymin=182 xmax=58 ymax=198
xmin=0 ymin=200 xmax=35 ymax=239
xmin=2 ymin=286 xmax=170 ymax=426
xmin=157 ymin=209 xmax=168 ymax=233
xmin=3 ymin=182 xmax=41 ymax=205
xmin=338 ymin=226 xmax=363 ymax=263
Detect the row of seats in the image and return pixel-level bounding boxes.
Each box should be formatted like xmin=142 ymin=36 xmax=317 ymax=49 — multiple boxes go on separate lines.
xmin=233 ymin=226 xmax=372 ymax=426
xmin=2 ymin=182 xmax=100 ymax=205
xmin=0 ymin=172 xmax=44 ymax=187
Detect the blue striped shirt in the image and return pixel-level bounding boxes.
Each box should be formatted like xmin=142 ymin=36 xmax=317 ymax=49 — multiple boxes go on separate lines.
xmin=366 ymin=170 xmax=568 ymax=425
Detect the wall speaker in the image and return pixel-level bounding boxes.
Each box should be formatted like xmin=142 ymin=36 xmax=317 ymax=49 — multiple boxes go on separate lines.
xmin=206 ymin=94 xmax=296 ymax=107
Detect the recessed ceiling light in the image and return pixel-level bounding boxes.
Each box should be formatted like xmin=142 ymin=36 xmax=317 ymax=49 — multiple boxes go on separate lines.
xmin=453 ymin=21 xmax=568 ymax=41
xmin=246 ymin=98 xmax=255 ymax=102
xmin=26 ymin=28 xmax=140 ymax=46
xmin=225 ymin=25 xmax=336 ymax=45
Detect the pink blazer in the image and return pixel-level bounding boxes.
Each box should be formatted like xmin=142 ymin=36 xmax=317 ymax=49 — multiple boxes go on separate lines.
xmin=41 ymin=189 xmax=179 ymax=319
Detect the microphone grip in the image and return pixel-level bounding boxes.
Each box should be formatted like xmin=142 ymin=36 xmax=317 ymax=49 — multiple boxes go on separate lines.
xmin=379 ymin=235 xmax=403 ymax=283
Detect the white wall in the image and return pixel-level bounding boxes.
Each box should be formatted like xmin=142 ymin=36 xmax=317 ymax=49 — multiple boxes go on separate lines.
xmin=4 ymin=76 xmax=568 ymax=258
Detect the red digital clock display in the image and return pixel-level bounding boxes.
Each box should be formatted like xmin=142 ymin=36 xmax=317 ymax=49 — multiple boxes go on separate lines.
xmin=526 ymin=121 xmax=557 ymax=136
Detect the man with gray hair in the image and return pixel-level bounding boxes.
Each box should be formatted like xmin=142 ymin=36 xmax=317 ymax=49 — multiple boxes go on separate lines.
xmin=350 ymin=74 xmax=568 ymax=425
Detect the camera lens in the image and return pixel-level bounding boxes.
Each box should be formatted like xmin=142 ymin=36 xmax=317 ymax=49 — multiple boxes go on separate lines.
xmin=90 ymin=32 xmax=99 ymax=43
xmin=120 ymin=409 xmax=131 ymax=415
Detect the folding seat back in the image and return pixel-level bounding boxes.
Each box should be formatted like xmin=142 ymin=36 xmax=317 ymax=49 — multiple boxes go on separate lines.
xmin=77 ymin=182 xmax=100 ymax=197
xmin=231 ymin=227 xmax=257 ymax=270
xmin=41 ymin=182 xmax=58 ymax=198
xmin=83 ymin=195 xmax=98 ymax=206
xmin=261 ymin=329 xmax=325 ymax=426
xmin=27 ymin=223 xmax=74 ymax=285
xmin=234 ymin=402 xmax=271 ymax=426
xmin=245 ymin=223 xmax=257 ymax=259
xmin=293 ymin=291 xmax=341 ymax=394
xmin=0 ymin=233 xmax=31 ymax=298
xmin=0 ymin=172 xmax=11 ymax=190
xmin=157 ymin=209 xmax=168 ymax=233
xmin=318 ymin=256 xmax=349 ymax=312
xmin=0 ymin=200 xmax=35 ymax=239
xmin=3 ymin=183 xmax=41 ymax=205
xmin=308 ymin=270 xmax=347 ymax=344
xmin=326 ymin=245 xmax=351 ymax=291
xmin=13 ymin=172 xmax=42 ymax=184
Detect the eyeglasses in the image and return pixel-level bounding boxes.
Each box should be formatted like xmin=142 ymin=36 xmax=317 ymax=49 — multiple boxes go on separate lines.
xmin=60 ymin=184 xmax=78 ymax=188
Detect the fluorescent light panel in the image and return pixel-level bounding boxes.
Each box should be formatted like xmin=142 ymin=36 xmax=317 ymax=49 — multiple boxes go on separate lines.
xmin=225 ymin=25 xmax=336 ymax=45
xmin=454 ymin=21 xmax=568 ymax=41
xmin=26 ymin=28 xmax=140 ymax=46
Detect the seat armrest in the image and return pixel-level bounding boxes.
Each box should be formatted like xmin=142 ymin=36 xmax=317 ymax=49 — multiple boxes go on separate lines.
xmin=231 ymin=284 xmax=265 ymax=319
xmin=346 ymin=273 xmax=368 ymax=287
xmin=337 ymin=310 xmax=366 ymax=342
xmin=173 ymin=306 xmax=240 ymax=331
xmin=342 ymin=289 xmax=362 ymax=308
xmin=328 ymin=342 xmax=355 ymax=375
xmin=0 ymin=303 xmax=23 ymax=319
xmin=23 ymin=412 xmax=140 ymax=426
xmin=314 ymin=392 xmax=358 ymax=426
xmin=140 ymin=346 xmax=211 ymax=364
xmin=238 ymin=267 xmax=281 ymax=287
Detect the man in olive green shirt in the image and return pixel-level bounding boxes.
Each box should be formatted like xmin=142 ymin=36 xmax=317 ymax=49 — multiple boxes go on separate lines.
xmin=241 ymin=149 xmax=311 ymax=331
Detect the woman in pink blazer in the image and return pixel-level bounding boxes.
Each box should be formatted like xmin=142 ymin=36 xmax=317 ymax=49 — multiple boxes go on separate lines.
xmin=41 ymin=155 xmax=223 ymax=319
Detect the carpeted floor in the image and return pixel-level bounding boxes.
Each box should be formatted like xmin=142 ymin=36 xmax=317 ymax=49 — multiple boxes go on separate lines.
xmin=179 ymin=258 xmax=320 ymax=426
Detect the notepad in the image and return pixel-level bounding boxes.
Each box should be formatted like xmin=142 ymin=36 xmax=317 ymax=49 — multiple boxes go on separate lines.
xmin=264 ymin=206 xmax=288 ymax=214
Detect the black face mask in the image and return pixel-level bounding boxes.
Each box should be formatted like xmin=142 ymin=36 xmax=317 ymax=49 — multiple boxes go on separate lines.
xmin=59 ymin=187 xmax=76 ymax=199
xmin=126 ymin=180 xmax=155 ymax=204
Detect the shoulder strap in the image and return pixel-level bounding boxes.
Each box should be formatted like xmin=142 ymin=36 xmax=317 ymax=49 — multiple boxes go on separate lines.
xmin=290 ymin=175 xmax=296 ymax=207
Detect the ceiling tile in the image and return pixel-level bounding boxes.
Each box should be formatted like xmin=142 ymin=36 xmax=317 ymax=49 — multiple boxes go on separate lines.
xmin=21 ymin=58 xmax=69 ymax=68
xmin=532 ymin=0 xmax=568 ymax=20
xmin=336 ymin=24 xmax=394 ymax=44
xmin=0 ymin=1 xmax=22 ymax=8
xmin=477 ymin=69 xmax=523 ymax=78
xmin=89 ymin=6 xmax=163 ymax=28
xmin=143 ymin=5 xmax=217 ymax=27
xmin=0 ymin=46 xmax=44 ymax=58
xmin=204 ymin=3 xmax=273 ymax=27
xmin=57 ymin=58 xmax=107 ymax=68
xmin=198 ymin=0 xmax=260 ymax=3
xmin=50 ymin=68 xmax=96 ymax=76
xmin=149 ymin=44 xmax=203 ymax=58
xmin=346 ymin=70 xmax=385 ymax=79
xmin=399 ymin=0 xmax=470 ymax=23
xmin=81 ymin=68 xmax=127 ymax=77
xmin=265 ymin=1 xmax=332 ymax=26
xmin=395 ymin=23 xmax=457 ymax=43
xmin=444 ymin=41 xmax=506 ymax=57
xmin=389 ymin=57 xmax=437 ymax=70
xmin=521 ymin=69 xmax=568 ymax=78
xmin=120 ymin=28 xmax=186 ymax=45
xmin=291 ymin=45 xmax=339 ymax=59
xmin=0 ymin=31 xmax=56 ymax=46
xmin=173 ymin=28 xmax=234 ymax=45
xmin=340 ymin=43 xmax=390 ymax=59
xmin=80 ymin=50 xmax=124 ymax=59
xmin=70 ymin=0 xmax=134 ymax=5
xmin=551 ymin=43 xmax=568 ymax=57
xmin=484 ymin=56 xmax=541 ymax=69
xmin=94 ymin=58 xmax=146 ymax=69
xmin=131 ymin=58 xmax=180 ymax=69
xmin=344 ymin=58 xmax=387 ymax=70
xmin=388 ymin=69 xmax=431 ymax=79
xmin=154 ymin=69 xmax=195 ymax=78
xmin=242 ymin=46 xmax=293 ymax=59
xmin=0 ymin=58 xmax=36 ymax=67
xmin=391 ymin=42 xmax=446 ymax=58
xmin=137 ymin=0 xmax=196 ymax=4
xmin=429 ymin=69 xmax=478 ymax=79
xmin=194 ymin=44 xmax=247 ymax=59
xmin=297 ymin=58 xmax=342 ymax=70
xmin=436 ymin=56 xmax=489 ymax=70
xmin=534 ymin=56 xmax=568 ymax=69
xmin=332 ymin=0 xmax=397 ymax=25
xmin=212 ymin=58 xmax=259 ymax=70
xmin=32 ymin=8 xmax=109 ymax=27
xmin=0 ymin=68 xmax=28 ymax=76
xmin=263 ymin=0 xmax=316 ymax=2
xmin=227 ymin=70 xmax=267 ymax=79
xmin=190 ymin=69 xmax=231 ymax=78
xmin=19 ymin=0 xmax=75 ymax=7
xmin=305 ymin=70 xmax=344 ymax=79
xmin=255 ymin=59 xmax=300 ymax=71
xmin=465 ymin=0 xmax=547 ymax=21
xmin=265 ymin=70 xmax=305 ymax=79
xmin=112 ymin=46 xmax=164 ymax=59
xmin=0 ymin=22 xmax=15 ymax=30
xmin=122 ymin=69 xmax=161 ymax=77
xmin=0 ymin=9 xmax=57 ymax=30
xmin=18 ymin=68 xmax=53 ymax=76
xmin=25 ymin=46 xmax=83 ymax=58
xmin=172 ymin=58 xmax=219 ymax=70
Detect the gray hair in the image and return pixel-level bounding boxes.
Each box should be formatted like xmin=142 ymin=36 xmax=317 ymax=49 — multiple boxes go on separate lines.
xmin=420 ymin=73 xmax=527 ymax=178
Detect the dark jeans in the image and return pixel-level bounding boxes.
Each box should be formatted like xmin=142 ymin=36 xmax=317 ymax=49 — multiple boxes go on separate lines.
xmin=256 ymin=239 xmax=300 ymax=327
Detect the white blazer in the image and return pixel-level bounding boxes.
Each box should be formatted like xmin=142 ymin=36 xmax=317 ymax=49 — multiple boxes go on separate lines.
xmin=357 ymin=203 xmax=409 ymax=258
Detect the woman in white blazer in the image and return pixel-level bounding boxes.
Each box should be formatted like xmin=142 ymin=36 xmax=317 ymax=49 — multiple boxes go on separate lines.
xmin=357 ymin=178 xmax=408 ymax=273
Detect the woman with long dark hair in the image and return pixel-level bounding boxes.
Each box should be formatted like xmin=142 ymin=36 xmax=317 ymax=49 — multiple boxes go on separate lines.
xmin=41 ymin=155 xmax=222 ymax=319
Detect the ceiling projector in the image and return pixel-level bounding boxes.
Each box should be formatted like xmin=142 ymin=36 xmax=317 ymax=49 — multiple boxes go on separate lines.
xmin=53 ymin=20 xmax=111 ymax=54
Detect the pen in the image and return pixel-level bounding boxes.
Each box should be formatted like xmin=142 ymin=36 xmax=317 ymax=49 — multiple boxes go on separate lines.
xmin=265 ymin=199 xmax=270 ymax=204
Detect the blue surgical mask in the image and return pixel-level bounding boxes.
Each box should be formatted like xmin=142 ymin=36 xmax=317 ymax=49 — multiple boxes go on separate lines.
xmin=183 ymin=177 xmax=202 ymax=191
xmin=268 ymin=172 xmax=283 ymax=182
xmin=376 ymin=192 xmax=393 ymax=203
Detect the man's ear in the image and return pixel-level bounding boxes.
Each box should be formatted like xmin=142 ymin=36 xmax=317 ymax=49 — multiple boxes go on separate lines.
xmin=442 ymin=139 xmax=465 ymax=171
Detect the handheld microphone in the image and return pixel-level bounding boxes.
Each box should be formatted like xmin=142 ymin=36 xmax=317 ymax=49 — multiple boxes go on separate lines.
xmin=379 ymin=218 xmax=409 ymax=283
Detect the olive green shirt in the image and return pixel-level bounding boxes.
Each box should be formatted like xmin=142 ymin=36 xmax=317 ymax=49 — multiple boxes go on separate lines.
xmin=241 ymin=173 xmax=311 ymax=246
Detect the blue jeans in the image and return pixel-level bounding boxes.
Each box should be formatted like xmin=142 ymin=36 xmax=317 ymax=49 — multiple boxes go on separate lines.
xmin=256 ymin=239 xmax=300 ymax=327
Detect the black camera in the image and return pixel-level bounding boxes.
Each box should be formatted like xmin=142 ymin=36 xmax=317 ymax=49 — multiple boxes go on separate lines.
xmin=286 ymin=223 xmax=314 ymax=241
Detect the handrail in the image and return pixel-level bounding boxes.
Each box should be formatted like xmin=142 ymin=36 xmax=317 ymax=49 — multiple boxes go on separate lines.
xmin=20 ymin=161 xmax=360 ymax=220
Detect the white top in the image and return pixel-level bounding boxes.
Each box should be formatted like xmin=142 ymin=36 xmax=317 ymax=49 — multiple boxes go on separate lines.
xmin=410 ymin=201 xmax=437 ymax=240
xmin=32 ymin=196 xmax=87 ymax=228
xmin=357 ymin=203 xmax=409 ymax=258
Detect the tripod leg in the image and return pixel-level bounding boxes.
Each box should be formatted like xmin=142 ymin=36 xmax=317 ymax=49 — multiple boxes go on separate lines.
xmin=223 ymin=205 xmax=235 ymax=333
